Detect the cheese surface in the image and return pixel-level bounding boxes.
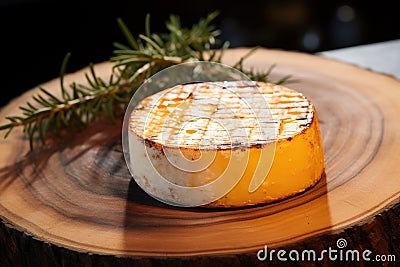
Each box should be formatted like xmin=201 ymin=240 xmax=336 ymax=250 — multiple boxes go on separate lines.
xmin=128 ymin=81 xmax=325 ymax=208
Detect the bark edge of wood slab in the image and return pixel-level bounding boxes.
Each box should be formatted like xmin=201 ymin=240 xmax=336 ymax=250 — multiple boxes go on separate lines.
xmin=1 ymin=48 xmax=399 ymax=266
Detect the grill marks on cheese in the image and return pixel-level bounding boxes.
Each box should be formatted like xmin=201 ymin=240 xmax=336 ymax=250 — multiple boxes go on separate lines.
xmin=130 ymin=81 xmax=314 ymax=149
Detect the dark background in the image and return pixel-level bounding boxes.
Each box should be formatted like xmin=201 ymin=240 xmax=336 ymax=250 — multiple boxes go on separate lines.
xmin=1 ymin=0 xmax=399 ymax=107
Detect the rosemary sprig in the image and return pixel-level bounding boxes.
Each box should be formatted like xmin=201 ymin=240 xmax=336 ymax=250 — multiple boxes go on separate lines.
xmin=0 ymin=11 xmax=292 ymax=149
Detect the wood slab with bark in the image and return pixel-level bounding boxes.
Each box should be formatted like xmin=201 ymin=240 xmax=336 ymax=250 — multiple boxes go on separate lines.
xmin=0 ymin=48 xmax=399 ymax=266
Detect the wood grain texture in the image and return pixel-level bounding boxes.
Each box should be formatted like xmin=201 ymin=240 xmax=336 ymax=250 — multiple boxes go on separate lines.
xmin=0 ymin=48 xmax=399 ymax=266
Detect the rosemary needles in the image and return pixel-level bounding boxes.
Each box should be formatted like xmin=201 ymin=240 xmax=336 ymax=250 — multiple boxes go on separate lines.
xmin=0 ymin=11 xmax=292 ymax=149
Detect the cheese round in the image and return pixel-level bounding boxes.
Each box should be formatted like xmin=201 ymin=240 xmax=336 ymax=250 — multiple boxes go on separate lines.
xmin=128 ymin=81 xmax=325 ymax=208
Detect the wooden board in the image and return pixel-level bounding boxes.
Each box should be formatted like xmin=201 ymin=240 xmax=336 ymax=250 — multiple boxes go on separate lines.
xmin=0 ymin=48 xmax=399 ymax=266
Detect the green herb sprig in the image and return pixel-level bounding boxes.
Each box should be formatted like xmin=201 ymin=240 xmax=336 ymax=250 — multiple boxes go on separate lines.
xmin=0 ymin=11 xmax=293 ymax=149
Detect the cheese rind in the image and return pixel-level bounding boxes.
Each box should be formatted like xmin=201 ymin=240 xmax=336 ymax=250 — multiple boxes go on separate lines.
xmin=129 ymin=81 xmax=325 ymax=207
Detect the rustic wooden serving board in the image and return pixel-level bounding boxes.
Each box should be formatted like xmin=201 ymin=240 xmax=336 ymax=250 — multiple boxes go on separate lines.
xmin=0 ymin=48 xmax=399 ymax=266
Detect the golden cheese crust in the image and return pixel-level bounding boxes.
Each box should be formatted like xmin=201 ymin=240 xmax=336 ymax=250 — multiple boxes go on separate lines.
xmin=130 ymin=81 xmax=314 ymax=150
xmin=128 ymin=81 xmax=325 ymax=208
